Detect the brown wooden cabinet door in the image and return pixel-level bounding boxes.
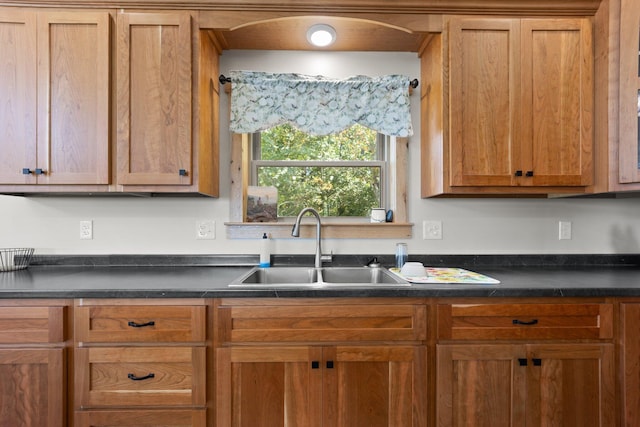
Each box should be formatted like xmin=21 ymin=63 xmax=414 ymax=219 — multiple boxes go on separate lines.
xmin=325 ymin=345 xmax=427 ymax=427
xmin=36 ymin=11 xmax=110 ymax=185
xmin=618 ymin=0 xmax=640 ymax=184
xmin=527 ymin=343 xmax=615 ymax=427
xmin=0 ymin=348 xmax=65 ymax=427
xmin=437 ymin=343 xmax=614 ymax=427
xmin=520 ymin=19 xmax=593 ymax=187
xmin=216 ymin=346 xmax=323 ymax=427
xmin=447 ymin=17 xmax=592 ymax=190
xmin=0 ymin=8 xmax=37 ymax=185
xmin=621 ymin=303 xmax=640 ymax=426
xmin=117 ymin=12 xmax=192 ymax=186
xmin=437 ymin=344 xmax=527 ymax=427
xmin=448 ymin=18 xmax=520 ymax=187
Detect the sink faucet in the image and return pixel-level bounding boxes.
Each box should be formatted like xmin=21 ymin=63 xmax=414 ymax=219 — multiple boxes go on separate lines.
xmin=291 ymin=207 xmax=329 ymax=268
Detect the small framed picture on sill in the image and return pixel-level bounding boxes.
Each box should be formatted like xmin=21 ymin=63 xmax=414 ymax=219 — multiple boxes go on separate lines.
xmin=246 ymin=186 xmax=278 ymax=222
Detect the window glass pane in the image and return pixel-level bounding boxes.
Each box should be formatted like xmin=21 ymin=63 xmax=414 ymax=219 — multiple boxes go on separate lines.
xmin=257 ymin=166 xmax=381 ymax=217
xmin=260 ymin=124 xmax=377 ymax=161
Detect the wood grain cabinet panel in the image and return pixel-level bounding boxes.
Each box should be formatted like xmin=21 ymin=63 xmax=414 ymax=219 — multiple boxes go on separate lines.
xmin=215 ymin=299 xmax=428 ymax=427
xmin=217 ymin=345 xmax=427 ymax=427
xmin=116 ymin=12 xmax=192 ymax=187
xmin=0 ymin=301 xmax=67 ymax=427
xmin=75 ymin=409 xmax=207 ymax=427
xmin=437 ymin=302 xmax=613 ymax=340
xmin=437 ymin=343 xmax=615 ymax=427
xmin=75 ymin=346 xmax=206 ymax=408
xmin=74 ymin=300 xmax=208 ymax=426
xmin=115 ymin=11 xmax=220 ymax=195
xmin=422 ymin=16 xmax=593 ymax=196
xmin=75 ymin=304 xmax=206 ymax=343
xmin=621 ymin=303 xmax=640 ymax=425
xmin=0 ymin=8 xmax=110 ymax=189
xmin=218 ymin=301 xmax=427 ymax=343
xmin=618 ymin=0 xmax=640 ymax=184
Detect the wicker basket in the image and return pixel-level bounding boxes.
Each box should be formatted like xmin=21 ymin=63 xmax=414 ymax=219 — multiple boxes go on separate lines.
xmin=0 ymin=248 xmax=34 ymax=272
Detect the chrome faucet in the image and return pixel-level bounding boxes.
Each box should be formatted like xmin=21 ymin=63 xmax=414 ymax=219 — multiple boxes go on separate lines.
xmin=291 ymin=207 xmax=328 ymax=268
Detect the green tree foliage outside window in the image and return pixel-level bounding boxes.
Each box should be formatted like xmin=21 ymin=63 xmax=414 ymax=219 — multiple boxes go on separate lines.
xmin=255 ymin=124 xmax=383 ymax=217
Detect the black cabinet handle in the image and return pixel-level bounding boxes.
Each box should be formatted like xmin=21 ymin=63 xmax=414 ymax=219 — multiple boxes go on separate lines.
xmin=34 ymin=168 xmax=46 ymax=175
xmin=22 ymin=168 xmax=32 ymax=175
xmin=533 ymin=358 xmax=542 ymax=366
xmin=514 ymin=170 xmax=523 ymax=177
xmin=518 ymin=358 xmax=528 ymax=366
xmin=179 ymin=169 xmax=188 ymax=176
xmin=128 ymin=320 xmax=155 ymax=328
xmin=326 ymin=361 xmax=334 ymax=369
xmin=128 ymin=373 xmax=155 ymax=381
xmin=512 ymin=319 xmax=538 ymax=326
xmin=311 ymin=361 xmax=319 ymax=369
xmin=525 ymin=171 xmax=534 ymax=177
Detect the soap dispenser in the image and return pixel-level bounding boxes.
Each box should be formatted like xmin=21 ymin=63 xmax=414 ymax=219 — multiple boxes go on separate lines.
xmin=259 ymin=232 xmax=271 ymax=268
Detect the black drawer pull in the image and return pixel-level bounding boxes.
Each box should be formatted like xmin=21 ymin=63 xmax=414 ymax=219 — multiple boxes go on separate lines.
xmin=514 ymin=170 xmax=523 ymax=177
xmin=128 ymin=373 xmax=155 ymax=381
xmin=326 ymin=361 xmax=334 ymax=369
xmin=128 ymin=320 xmax=155 ymax=328
xmin=311 ymin=361 xmax=319 ymax=369
xmin=525 ymin=170 xmax=534 ymax=177
xmin=34 ymin=168 xmax=46 ymax=175
xmin=533 ymin=358 xmax=542 ymax=366
xmin=22 ymin=168 xmax=32 ymax=175
xmin=518 ymin=358 xmax=528 ymax=366
xmin=512 ymin=319 xmax=538 ymax=326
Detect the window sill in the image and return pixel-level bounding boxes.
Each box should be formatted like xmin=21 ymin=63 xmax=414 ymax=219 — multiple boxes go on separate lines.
xmin=225 ymin=222 xmax=413 ymax=239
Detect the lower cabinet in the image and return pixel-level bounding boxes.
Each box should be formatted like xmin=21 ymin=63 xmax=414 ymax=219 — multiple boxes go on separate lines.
xmin=0 ymin=348 xmax=65 ymax=426
xmin=215 ymin=298 xmax=429 ymax=427
xmin=0 ymin=302 xmax=67 ymax=427
xmin=73 ymin=299 xmax=209 ymax=426
xmin=621 ymin=302 xmax=640 ymax=425
xmin=437 ymin=343 xmax=615 ymax=426
xmin=216 ymin=345 xmax=427 ymax=427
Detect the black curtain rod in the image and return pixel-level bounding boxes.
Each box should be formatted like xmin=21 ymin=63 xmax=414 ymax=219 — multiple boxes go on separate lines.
xmin=218 ymin=74 xmax=419 ymax=89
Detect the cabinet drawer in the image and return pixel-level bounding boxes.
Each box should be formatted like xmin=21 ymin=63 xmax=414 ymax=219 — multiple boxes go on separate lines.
xmin=75 ymin=346 xmax=206 ymax=408
xmin=0 ymin=306 xmax=65 ymax=344
xmin=75 ymin=305 xmax=206 ymax=343
xmin=219 ymin=302 xmax=427 ymax=343
xmin=75 ymin=409 xmax=206 ymax=426
xmin=437 ymin=303 xmax=613 ymax=340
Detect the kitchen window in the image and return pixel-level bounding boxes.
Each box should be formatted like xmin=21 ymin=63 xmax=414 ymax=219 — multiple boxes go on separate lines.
xmin=225 ymin=70 xmax=413 ymax=238
xmin=250 ymin=123 xmax=387 ymax=218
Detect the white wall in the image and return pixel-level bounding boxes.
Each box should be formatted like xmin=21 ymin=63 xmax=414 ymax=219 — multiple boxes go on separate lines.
xmin=1 ymin=50 xmax=639 ymax=256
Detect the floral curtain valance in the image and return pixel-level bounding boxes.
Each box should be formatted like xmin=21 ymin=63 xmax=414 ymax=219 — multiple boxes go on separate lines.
xmin=229 ymin=71 xmax=413 ymax=137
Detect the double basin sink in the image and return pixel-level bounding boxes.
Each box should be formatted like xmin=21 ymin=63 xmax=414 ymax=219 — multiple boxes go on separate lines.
xmin=229 ymin=266 xmax=410 ymax=288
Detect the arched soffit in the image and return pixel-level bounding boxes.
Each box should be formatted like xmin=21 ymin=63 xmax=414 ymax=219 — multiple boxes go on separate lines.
xmin=213 ymin=15 xmax=431 ymax=52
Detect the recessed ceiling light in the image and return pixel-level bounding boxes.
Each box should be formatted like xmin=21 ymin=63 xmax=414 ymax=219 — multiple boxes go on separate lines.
xmin=307 ymin=24 xmax=337 ymax=47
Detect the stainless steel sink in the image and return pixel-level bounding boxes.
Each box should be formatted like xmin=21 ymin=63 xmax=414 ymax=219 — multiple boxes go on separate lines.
xmin=229 ymin=266 xmax=409 ymax=288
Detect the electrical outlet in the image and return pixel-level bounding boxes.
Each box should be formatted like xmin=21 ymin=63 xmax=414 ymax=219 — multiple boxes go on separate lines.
xmin=423 ymin=220 xmax=443 ymax=240
xmin=558 ymin=221 xmax=572 ymax=240
xmin=196 ymin=220 xmax=215 ymax=240
xmin=80 ymin=220 xmax=93 ymax=240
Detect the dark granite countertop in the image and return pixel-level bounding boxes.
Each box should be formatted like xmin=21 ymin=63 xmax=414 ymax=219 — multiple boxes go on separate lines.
xmin=0 ymin=254 xmax=639 ymax=298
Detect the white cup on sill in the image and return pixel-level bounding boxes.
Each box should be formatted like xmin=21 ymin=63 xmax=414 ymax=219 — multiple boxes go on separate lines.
xmin=370 ymin=208 xmax=386 ymax=223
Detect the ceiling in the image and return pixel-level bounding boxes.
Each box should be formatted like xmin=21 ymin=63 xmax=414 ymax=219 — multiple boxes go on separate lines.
xmin=214 ymin=16 xmax=426 ymax=52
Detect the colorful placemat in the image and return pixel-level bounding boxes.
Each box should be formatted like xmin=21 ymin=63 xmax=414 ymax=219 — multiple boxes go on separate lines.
xmin=390 ymin=267 xmax=500 ymax=284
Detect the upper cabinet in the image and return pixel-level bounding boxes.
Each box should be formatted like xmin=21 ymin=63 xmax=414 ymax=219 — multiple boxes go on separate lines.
xmin=116 ymin=11 xmax=219 ymax=196
xmin=618 ymin=0 xmax=640 ymax=184
xmin=0 ymin=9 xmax=110 ymax=190
xmin=421 ymin=16 xmax=594 ymax=197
